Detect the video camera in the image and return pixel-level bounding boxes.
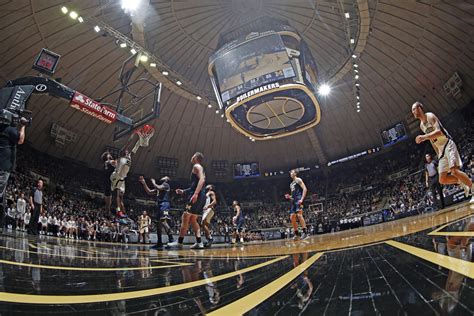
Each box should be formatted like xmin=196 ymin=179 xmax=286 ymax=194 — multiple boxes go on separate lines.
xmin=0 ymin=85 xmax=34 ymax=127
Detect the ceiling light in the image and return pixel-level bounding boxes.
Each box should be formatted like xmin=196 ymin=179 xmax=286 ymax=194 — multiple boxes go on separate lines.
xmin=221 ymin=114 xmax=224 ymax=118
xmin=208 ymin=104 xmax=212 ymax=108
xmin=120 ymin=42 xmax=127 ymax=48
xmin=356 ymin=96 xmax=360 ymax=100
xmin=196 ymin=96 xmax=202 ymax=100
xmin=357 ymin=102 xmax=360 ymax=105
xmin=61 ymin=6 xmax=68 ymax=14
xmin=162 ymin=71 xmax=169 ymax=76
xmin=215 ymin=110 xmax=219 ymax=114
xmin=345 ymin=12 xmax=350 ymax=19
xmin=354 ymin=75 xmax=359 ymax=80
xmin=150 ymin=63 xmax=156 ymax=67
xmin=77 ymin=16 xmax=84 ymax=23
xmin=251 ymin=138 xmax=256 ymax=142
xmin=357 ymin=109 xmax=361 ymax=112
xmin=350 ymin=38 xmax=355 ymax=44
xmin=69 ymin=11 xmax=78 ymax=19
xmin=226 ymin=119 xmax=230 ymax=123
xmin=94 ymin=25 xmax=101 ymax=32
xmin=355 ymin=83 xmax=360 ymax=87
xmin=354 ymin=64 xmax=359 ymax=68
xmin=130 ymin=48 xmax=137 ymax=55
xmin=357 ymin=105 xmax=360 ymax=109
xmin=318 ymin=84 xmax=331 ymax=96
xmin=176 ymin=81 xmax=182 ymax=86
xmin=121 ymin=0 xmax=142 ymax=12
xmin=140 ymin=54 xmax=148 ymax=62
xmin=352 ymin=54 xmax=357 ymax=58
xmin=354 ymin=69 xmax=359 ymax=73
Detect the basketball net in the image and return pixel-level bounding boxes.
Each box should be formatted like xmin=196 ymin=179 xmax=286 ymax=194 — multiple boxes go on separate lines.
xmin=132 ymin=124 xmax=155 ymax=153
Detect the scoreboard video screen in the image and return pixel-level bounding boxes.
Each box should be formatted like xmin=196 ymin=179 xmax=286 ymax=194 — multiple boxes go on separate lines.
xmin=213 ymin=34 xmax=295 ymax=103
xmin=234 ymin=162 xmax=260 ymax=179
xmin=381 ymin=122 xmax=408 ymax=147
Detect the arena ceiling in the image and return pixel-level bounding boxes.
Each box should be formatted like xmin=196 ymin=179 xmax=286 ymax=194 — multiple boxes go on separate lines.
xmin=1 ymin=0 xmax=473 ymax=179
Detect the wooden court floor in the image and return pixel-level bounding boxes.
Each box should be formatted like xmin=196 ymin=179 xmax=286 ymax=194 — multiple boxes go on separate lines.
xmin=0 ymin=202 xmax=473 ymax=315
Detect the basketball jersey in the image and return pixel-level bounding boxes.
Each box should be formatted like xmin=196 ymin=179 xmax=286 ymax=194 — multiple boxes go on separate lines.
xmin=139 ymin=216 xmax=148 ymax=228
xmin=115 ymin=155 xmax=131 ymax=179
xmin=157 ymin=182 xmax=170 ymax=204
xmin=188 ymin=164 xmax=205 ymax=197
xmin=235 ymin=205 xmax=244 ymax=219
xmin=204 ymin=191 xmax=214 ymax=209
xmin=290 ymin=178 xmax=304 ymax=200
xmin=420 ymin=117 xmax=451 ymax=157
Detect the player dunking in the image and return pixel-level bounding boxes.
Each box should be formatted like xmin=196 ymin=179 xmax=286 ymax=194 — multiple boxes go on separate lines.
xmin=201 ymin=184 xmax=217 ymax=247
xmin=167 ymin=152 xmax=206 ymax=249
xmin=285 ymin=169 xmax=309 ymax=240
xmin=101 ymin=151 xmax=115 ymax=214
xmin=412 ymin=102 xmax=473 ymax=202
xmin=110 ymin=149 xmax=132 ymax=217
xmin=139 ymin=175 xmax=175 ymax=250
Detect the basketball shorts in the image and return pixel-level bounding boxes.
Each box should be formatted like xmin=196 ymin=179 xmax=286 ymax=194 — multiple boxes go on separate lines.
xmin=110 ymin=173 xmax=126 ymax=193
xmin=139 ymin=226 xmax=149 ymax=234
xmin=438 ymin=140 xmax=462 ymax=174
xmin=290 ymin=199 xmax=304 ymax=215
xmin=234 ymin=216 xmax=244 ymax=232
xmin=156 ymin=201 xmax=171 ymax=220
xmin=185 ymin=192 xmax=206 ymax=215
xmin=202 ymin=207 xmax=215 ymax=225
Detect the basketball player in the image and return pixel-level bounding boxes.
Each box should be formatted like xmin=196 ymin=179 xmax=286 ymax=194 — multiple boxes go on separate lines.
xmin=138 ymin=211 xmax=151 ymax=244
xmin=16 ymin=192 xmax=26 ymax=231
xmin=232 ymin=200 xmax=244 ymax=244
xmin=285 ymin=169 xmax=309 ymax=240
xmin=167 ymin=152 xmax=206 ymax=249
xmin=201 ymin=184 xmax=217 ymax=247
xmin=412 ymin=102 xmax=473 ymax=202
xmin=139 ymin=175 xmax=175 ymax=249
xmin=110 ymin=149 xmax=132 ymax=217
xmin=101 ymin=151 xmax=115 ymax=214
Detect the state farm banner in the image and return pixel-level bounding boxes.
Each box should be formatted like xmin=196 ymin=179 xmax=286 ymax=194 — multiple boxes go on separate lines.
xmin=70 ymin=91 xmax=117 ymax=124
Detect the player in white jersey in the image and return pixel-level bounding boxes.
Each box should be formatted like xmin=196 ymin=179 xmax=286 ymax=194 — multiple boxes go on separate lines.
xmin=23 ymin=211 xmax=31 ymax=231
xmin=412 ymin=102 xmax=473 ymax=201
xmin=201 ymin=185 xmax=217 ymax=247
xmin=16 ymin=192 xmax=26 ymax=231
xmin=110 ymin=149 xmax=132 ymax=217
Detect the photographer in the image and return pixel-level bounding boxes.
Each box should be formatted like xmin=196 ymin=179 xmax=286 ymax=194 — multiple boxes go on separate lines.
xmin=0 ymin=118 xmax=26 ymax=232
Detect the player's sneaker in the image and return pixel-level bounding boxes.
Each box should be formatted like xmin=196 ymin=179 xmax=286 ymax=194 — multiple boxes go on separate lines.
xmin=292 ymin=235 xmax=300 ymax=241
xmin=165 ymin=241 xmax=183 ymax=249
xmin=460 ymin=183 xmax=470 ymax=197
xmin=190 ymin=242 xmax=204 ymax=249
xmin=204 ymin=239 xmax=213 ymax=248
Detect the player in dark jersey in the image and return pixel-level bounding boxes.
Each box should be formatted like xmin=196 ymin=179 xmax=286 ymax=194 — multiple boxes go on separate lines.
xmin=167 ymin=152 xmax=206 ymax=249
xmin=101 ymin=151 xmax=115 ymax=214
xmin=285 ymin=169 xmax=309 ymax=240
xmin=139 ymin=175 xmax=175 ymax=250
xmin=232 ymin=200 xmax=245 ymax=244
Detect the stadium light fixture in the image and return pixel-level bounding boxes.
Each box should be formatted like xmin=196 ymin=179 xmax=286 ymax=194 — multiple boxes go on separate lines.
xmin=196 ymin=96 xmax=202 ymax=100
xmin=176 ymin=81 xmax=182 ymax=86
xmin=354 ymin=64 xmax=359 ymax=68
xmin=94 ymin=25 xmax=101 ymax=32
xmin=345 ymin=12 xmax=350 ymax=19
xmin=77 ymin=16 xmax=84 ymax=23
xmin=350 ymin=38 xmax=355 ymax=44
xmin=121 ymin=0 xmax=142 ymax=12
xmin=69 ymin=11 xmax=78 ymax=20
xmin=208 ymin=104 xmax=212 ymax=108
xmin=162 ymin=71 xmax=169 ymax=76
xmin=215 ymin=110 xmax=219 ymax=114
xmin=150 ymin=63 xmax=156 ymax=67
xmin=61 ymin=6 xmax=68 ymax=14
xmin=120 ymin=42 xmax=127 ymax=48
xmin=354 ymin=75 xmax=359 ymax=80
xmin=221 ymin=114 xmax=224 ymax=118
xmin=352 ymin=54 xmax=357 ymax=58
xmin=318 ymin=84 xmax=331 ymax=96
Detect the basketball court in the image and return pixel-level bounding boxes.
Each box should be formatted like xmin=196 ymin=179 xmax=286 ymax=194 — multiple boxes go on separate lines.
xmin=1 ymin=202 xmax=473 ymax=314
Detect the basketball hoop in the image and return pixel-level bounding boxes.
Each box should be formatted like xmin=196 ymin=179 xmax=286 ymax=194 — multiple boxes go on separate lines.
xmin=134 ymin=124 xmax=155 ymax=147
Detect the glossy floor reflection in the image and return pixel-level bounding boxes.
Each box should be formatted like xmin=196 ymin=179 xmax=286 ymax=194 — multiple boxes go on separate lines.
xmin=0 ymin=202 xmax=473 ymax=315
